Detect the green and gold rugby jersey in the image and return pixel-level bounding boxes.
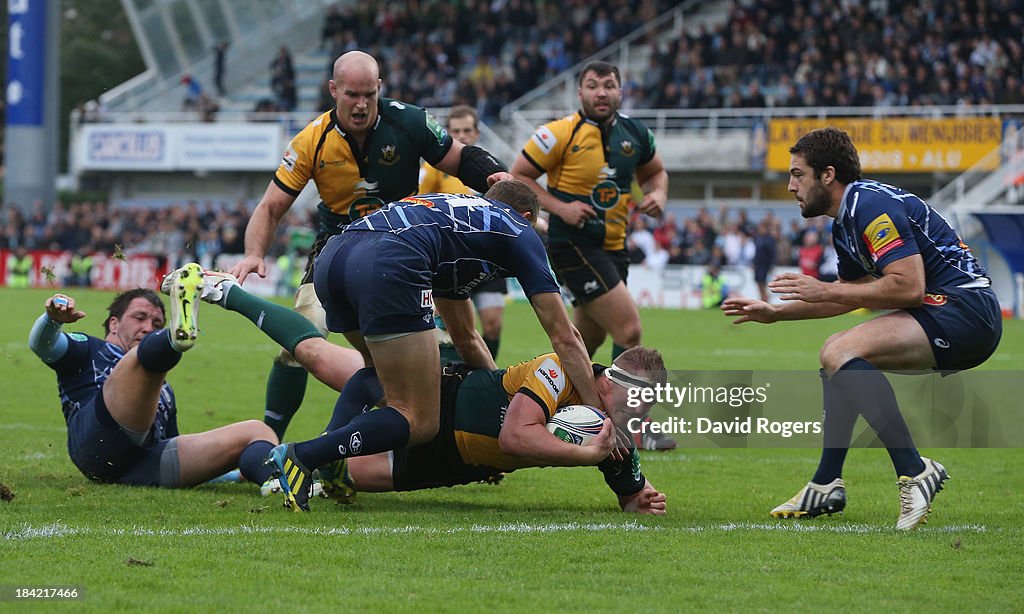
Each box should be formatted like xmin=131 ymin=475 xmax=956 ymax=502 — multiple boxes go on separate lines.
xmin=451 ymin=353 xmax=645 ymax=496
xmin=274 ymin=98 xmax=453 ymax=234
xmin=521 ymin=111 xmax=656 ymax=251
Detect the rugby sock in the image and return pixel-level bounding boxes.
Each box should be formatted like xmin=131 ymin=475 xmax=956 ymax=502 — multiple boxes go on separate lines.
xmin=484 ymin=336 xmax=500 ymax=360
xmin=224 ymin=286 xmax=323 ymax=354
xmin=612 ymin=343 xmax=628 ymax=360
xmin=264 ymin=362 xmax=308 ymax=439
xmin=294 ymin=406 xmax=410 ymax=468
xmin=238 ymin=440 xmax=276 ymax=484
xmin=137 ymin=329 xmax=183 ymax=373
xmin=812 ymin=369 xmax=857 ymax=484
xmin=325 ymin=367 xmax=383 ymax=431
xmin=831 ymin=358 xmax=926 ymax=477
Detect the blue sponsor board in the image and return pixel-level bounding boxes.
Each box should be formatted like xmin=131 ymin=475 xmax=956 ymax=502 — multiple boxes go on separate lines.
xmin=87 ymin=130 xmax=167 ymax=164
xmin=6 ymin=0 xmax=47 ymax=126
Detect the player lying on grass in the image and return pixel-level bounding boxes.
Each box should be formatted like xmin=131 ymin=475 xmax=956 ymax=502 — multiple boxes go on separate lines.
xmin=722 ymin=127 xmax=1001 ymax=530
xmin=164 ymin=264 xmax=667 ymax=514
xmin=28 ymin=265 xmax=280 ymax=488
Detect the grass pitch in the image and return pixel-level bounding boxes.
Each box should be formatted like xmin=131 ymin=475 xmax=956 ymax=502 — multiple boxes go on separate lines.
xmin=1 ymin=288 xmax=1022 ymax=611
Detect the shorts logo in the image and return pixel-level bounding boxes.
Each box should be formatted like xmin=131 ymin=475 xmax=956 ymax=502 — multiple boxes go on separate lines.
xmin=583 ymin=280 xmax=600 ymax=294
xmin=421 ymin=289 xmax=434 ymax=308
xmin=863 ymin=213 xmax=904 ymax=261
xmin=349 ymin=432 xmax=362 ymax=454
xmin=532 ymin=126 xmax=557 ymax=155
xmin=337 ymin=443 xmax=347 ymax=455
xmin=933 ymin=338 xmax=950 ymax=349
xmin=536 ymin=357 xmax=564 ymax=399
xmin=923 ymin=293 xmax=947 ymax=306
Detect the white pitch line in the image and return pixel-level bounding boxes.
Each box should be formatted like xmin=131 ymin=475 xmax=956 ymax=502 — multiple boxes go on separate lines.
xmin=2 ymin=521 xmax=994 ymax=541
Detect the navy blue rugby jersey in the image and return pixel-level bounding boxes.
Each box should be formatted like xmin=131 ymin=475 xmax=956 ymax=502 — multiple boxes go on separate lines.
xmin=831 ymin=179 xmax=988 ymax=290
xmin=344 ymin=193 xmax=560 ymax=299
xmin=44 ymin=333 xmax=178 ymax=439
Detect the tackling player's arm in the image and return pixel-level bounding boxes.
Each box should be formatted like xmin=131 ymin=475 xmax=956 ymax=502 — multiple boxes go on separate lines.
xmin=510 ymin=154 xmax=597 ymax=228
xmin=230 ymin=181 xmax=298 ymax=283
xmin=634 ymin=152 xmax=668 ymax=219
xmin=434 ymin=296 xmax=497 ymax=370
xmin=432 ymin=139 xmax=512 ymax=192
xmin=529 ymin=292 xmax=601 ymax=407
xmin=498 ymin=391 xmax=615 ymax=466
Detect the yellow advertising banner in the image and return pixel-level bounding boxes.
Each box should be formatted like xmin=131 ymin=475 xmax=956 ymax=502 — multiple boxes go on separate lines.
xmin=767 ymin=117 xmax=1002 ymax=172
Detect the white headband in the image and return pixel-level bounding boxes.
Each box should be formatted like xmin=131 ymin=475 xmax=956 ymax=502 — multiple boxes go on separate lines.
xmin=605 ymin=363 xmax=656 ymax=391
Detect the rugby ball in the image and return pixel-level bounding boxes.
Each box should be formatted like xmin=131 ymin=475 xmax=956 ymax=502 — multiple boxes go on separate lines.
xmin=546 ymin=405 xmax=606 ymax=446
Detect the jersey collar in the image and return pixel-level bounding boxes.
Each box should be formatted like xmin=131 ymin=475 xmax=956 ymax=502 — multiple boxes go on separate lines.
xmin=836 ymin=182 xmax=857 ymax=223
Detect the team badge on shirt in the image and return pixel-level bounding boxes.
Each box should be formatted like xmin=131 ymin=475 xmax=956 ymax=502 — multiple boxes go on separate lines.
xmin=380 ymin=144 xmax=399 ymax=165
xmin=863 ymin=213 xmax=904 ymax=261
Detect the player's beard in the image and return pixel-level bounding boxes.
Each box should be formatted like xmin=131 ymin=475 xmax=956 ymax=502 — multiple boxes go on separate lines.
xmin=582 ymin=97 xmax=617 ymax=123
xmin=799 ymin=179 xmax=831 ymax=218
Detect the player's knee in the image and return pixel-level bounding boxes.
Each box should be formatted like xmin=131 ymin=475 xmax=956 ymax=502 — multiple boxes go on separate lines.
xmin=241 ymin=419 xmax=278 ymax=445
xmin=820 ymin=333 xmax=856 ymax=375
xmin=613 ymin=320 xmax=642 ymax=348
xmin=404 ymin=411 xmax=439 ymax=446
xmin=274 ymin=348 xmax=302 ymax=369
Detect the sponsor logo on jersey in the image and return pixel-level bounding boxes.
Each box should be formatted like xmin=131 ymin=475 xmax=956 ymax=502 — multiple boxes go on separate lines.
xmin=536 ymin=357 xmax=564 ymax=399
xmin=863 ymin=213 xmax=904 ymax=261
xmin=923 ymin=293 xmax=947 ymax=306
xmin=532 ymin=126 xmax=557 ymax=155
xmin=379 ymin=144 xmax=400 ymax=165
xmin=425 ymin=111 xmax=447 ymax=144
xmin=620 ymin=140 xmax=635 ymax=156
xmin=590 ymin=179 xmax=620 ymax=210
xmin=68 ymin=333 xmax=88 ymax=342
xmin=399 ymin=197 xmax=435 ymax=207
xmin=281 ymin=146 xmax=298 ymax=172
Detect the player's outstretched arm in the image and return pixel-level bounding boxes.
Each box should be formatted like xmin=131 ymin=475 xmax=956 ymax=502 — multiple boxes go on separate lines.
xmin=435 ymin=297 xmax=496 ymax=370
xmin=229 ymin=181 xmax=297 ymax=283
xmin=770 ymin=256 xmax=926 ymax=310
xmin=619 ymin=480 xmax=667 ymax=515
xmin=499 ymin=393 xmax=615 ymax=466
xmin=29 ymin=294 xmax=86 ymax=364
xmin=529 ymin=292 xmax=601 ymax=407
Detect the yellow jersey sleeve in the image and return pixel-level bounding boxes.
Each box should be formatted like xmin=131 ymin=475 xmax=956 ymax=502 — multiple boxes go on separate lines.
xmin=521 ymin=116 xmax=574 ymax=174
xmin=274 ymin=112 xmax=328 ymax=194
xmin=504 ymin=353 xmax=580 ymax=419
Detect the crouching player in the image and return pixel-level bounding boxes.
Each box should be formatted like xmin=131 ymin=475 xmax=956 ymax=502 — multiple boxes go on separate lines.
xmin=28 ymin=265 xmax=279 ymax=488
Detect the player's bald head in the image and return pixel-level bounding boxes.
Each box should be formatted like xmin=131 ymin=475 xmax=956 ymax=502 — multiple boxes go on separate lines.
xmin=333 ymin=51 xmax=380 ymax=82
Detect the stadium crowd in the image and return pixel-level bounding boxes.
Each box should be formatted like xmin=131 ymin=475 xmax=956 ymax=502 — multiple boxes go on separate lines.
xmin=1 ymin=196 xmax=838 ymax=287
xmin=631 ymin=0 xmax=1024 ymax=109
xmin=315 ymin=0 xmax=677 ymax=122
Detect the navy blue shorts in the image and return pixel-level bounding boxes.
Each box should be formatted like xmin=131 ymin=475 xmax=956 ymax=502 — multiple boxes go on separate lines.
xmin=313 ymin=231 xmax=437 ymax=336
xmin=66 ymin=391 xmax=175 ymax=487
xmin=906 ymin=286 xmax=1002 ymax=371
